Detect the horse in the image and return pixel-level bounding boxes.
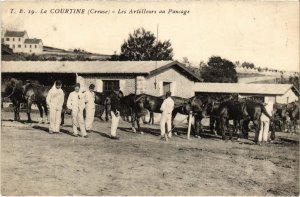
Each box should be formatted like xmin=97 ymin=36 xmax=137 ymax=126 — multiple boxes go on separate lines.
xmin=169 ymin=94 xmax=214 ymax=137
xmin=93 ymin=91 xmax=113 ymax=121
xmin=218 ymin=100 xmax=273 ymax=141
xmin=23 ymin=83 xmax=50 ymax=123
xmin=285 ymin=101 xmax=299 ymax=133
xmin=22 ymin=83 xmax=75 ymax=124
xmin=2 ymin=78 xmax=25 ymax=121
xmin=272 ymin=103 xmax=287 ymax=132
xmin=205 ymin=94 xmax=237 ymax=136
xmin=128 ymin=94 xmax=189 ymax=134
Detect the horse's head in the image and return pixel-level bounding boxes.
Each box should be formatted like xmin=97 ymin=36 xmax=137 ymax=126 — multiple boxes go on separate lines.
xmin=3 ymin=78 xmax=22 ymax=99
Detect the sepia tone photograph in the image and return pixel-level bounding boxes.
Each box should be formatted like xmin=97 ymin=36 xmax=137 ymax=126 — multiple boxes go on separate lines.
xmin=0 ymin=0 xmax=299 ymax=196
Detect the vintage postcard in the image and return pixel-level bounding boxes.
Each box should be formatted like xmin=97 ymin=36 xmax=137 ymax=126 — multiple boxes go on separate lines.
xmin=1 ymin=0 xmax=299 ymax=196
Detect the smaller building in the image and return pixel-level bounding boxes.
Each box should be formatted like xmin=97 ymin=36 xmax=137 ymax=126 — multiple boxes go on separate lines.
xmin=194 ymin=83 xmax=299 ymax=104
xmin=2 ymin=30 xmax=43 ymax=54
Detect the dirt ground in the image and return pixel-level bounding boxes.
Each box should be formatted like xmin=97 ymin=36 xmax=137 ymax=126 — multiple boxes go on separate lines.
xmin=1 ymin=111 xmax=299 ymax=196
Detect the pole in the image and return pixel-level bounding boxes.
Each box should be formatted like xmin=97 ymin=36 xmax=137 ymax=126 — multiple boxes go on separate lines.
xmin=187 ymin=111 xmax=193 ymax=140
xmin=154 ymin=24 xmax=158 ymax=89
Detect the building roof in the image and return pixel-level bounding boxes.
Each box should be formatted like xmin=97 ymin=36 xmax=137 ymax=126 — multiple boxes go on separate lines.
xmin=1 ymin=61 xmax=202 ymax=82
xmin=4 ymin=31 xmax=27 ymax=37
xmin=24 ymin=38 xmax=42 ymax=44
xmin=194 ymin=82 xmax=299 ymax=96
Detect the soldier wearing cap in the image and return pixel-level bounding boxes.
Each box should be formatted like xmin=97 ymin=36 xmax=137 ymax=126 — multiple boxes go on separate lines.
xmin=160 ymin=91 xmax=174 ymax=140
xmin=67 ymin=83 xmax=87 ymax=138
xmin=84 ymin=84 xmax=96 ymax=132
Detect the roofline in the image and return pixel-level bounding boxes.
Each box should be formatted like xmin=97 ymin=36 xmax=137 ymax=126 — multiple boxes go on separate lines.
xmin=291 ymin=86 xmax=300 ymax=96
xmin=195 ymin=91 xmax=284 ymax=96
xmin=149 ymin=60 xmax=202 ymax=82
xmin=4 ymin=30 xmax=27 ymax=37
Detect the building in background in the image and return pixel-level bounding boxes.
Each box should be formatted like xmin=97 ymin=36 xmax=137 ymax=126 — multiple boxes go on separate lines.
xmin=2 ymin=30 xmax=43 ymax=54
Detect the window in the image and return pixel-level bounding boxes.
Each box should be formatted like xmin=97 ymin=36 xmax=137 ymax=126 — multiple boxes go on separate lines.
xmin=25 ymin=45 xmax=26 ymax=48
xmin=103 ymin=80 xmax=120 ymax=92
xmin=12 ymin=38 xmax=15 ymax=41
xmin=12 ymin=44 xmax=15 ymax=49
xmin=163 ymin=82 xmax=172 ymax=95
xmin=35 ymin=45 xmax=37 ymax=48
xmin=6 ymin=38 xmax=9 ymax=41
xmin=18 ymin=44 xmax=21 ymax=48
xmin=30 ymin=45 xmax=31 ymax=48
xmin=18 ymin=38 xmax=21 ymax=41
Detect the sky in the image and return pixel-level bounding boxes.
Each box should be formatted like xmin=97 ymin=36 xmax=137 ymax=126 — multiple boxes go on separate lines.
xmin=1 ymin=1 xmax=299 ymax=72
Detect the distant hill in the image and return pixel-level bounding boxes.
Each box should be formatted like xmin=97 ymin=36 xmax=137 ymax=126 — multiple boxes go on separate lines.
xmin=1 ymin=44 xmax=112 ymax=61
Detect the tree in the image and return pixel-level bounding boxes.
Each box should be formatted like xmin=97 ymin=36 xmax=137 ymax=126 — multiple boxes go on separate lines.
xmin=119 ymin=28 xmax=173 ymax=61
xmin=241 ymin=62 xmax=255 ymax=69
xmin=200 ymin=56 xmax=238 ymax=83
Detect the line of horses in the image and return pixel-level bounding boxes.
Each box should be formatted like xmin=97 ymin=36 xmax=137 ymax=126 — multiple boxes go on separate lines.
xmin=2 ymin=78 xmax=299 ymax=141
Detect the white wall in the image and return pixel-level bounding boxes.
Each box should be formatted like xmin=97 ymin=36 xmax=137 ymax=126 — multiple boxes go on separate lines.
xmin=144 ymin=68 xmax=195 ymax=98
xmin=276 ymin=89 xmax=299 ymax=104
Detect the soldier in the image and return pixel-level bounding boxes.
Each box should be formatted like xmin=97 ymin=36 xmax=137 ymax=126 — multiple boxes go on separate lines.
xmin=46 ymin=80 xmax=65 ymax=134
xmin=67 ymin=83 xmax=88 ymax=138
xmin=84 ymin=84 xmax=96 ymax=132
xmin=257 ymin=101 xmax=274 ymax=144
xmin=160 ymin=91 xmax=174 ymax=140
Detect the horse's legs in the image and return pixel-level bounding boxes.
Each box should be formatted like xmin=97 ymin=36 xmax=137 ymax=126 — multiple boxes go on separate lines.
xmin=12 ymin=100 xmax=18 ymax=121
xmin=26 ymin=101 xmax=32 ymax=123
xmin=131 ymin=112 xmax=137 ymax=133
xmin=36 ymin=103 xmax=44 ymax=123
xmin=270 ymin=121 xmax=276 ymax=140
xmin=148 ymin=112 xmax=154 ymax=125
xmin=61 ymin=111 xmax=65 ymax=125
xmin=253 ymin=119 xmax=260 ymax=143
xmin=210 ymin=116 xmax=216 ymax=135
xmin=220 ymin=117 xmax=227 ymax=140
xmin=136 ymin=115 xmax=143 ymax=134
xmin=105 ymin=105 xmax=109 ymax=121
xmin=242 ymin=119 xmax=250 ymax=139
xmin=171 ymin=110 xmax=178 ymax=135
xmin=42 ymin=101 xmax=49 ymax=123
xmin=194 ymin=116 xmax=202 ymax=138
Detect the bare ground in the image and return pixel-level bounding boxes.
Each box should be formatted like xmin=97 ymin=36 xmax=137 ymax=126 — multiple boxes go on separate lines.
xmin=1 ymin=111 xmax=299 ymax=196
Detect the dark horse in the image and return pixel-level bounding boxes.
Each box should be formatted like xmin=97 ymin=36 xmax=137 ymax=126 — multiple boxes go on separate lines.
xmin=171 ymin=95 xmax=212 ymax=137
xmin=285 ymin=101 xmax=299 ymax=133
xmin=2 ymin=78 xmax=25 ymax=121
xmin=218 ymin=100 xmax=273 ymax=141
xmin=127 ymin=94 xmax=189 ymax=134
xmin=20 ymin=82 xmax=73 ymax=124
xmin=128 ymin=94 xmax=211 ymax=136
xmin=93 ymin=90 xmax=126 ymax=121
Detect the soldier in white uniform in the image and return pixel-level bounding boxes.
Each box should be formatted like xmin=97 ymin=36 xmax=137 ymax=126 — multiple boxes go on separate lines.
xmin=46 ymin=80 xmax=65 ymax=134
xmin=257 ymin=101 xmax=274 ymax=144
xmin=160 ymin=91 xmax=174 ymax=140
xmin=67 ymin=83 xmax=88 ymax=138
xmin=84 ymin=84 xmax=96 ymax=132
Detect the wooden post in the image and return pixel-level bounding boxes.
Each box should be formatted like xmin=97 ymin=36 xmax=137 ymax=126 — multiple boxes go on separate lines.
xmin=187 ymin=112 xmax=193 ymax=140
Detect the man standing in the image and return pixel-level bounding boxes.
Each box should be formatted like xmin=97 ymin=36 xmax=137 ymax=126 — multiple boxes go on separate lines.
xmin=67 ymin=83 xmax=88 ymax=138
xmin=110 ymin=91 xmax=121 ymax=139
xmin=160 ymin=91 xmax=174 ymax=140
xmin=46 ymin=80 xmax=65 ymax=134
xmin=84 ymin=84 xmax=96 ymax=132
xmin=257 ymin=101 xmax=273 ymax=144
